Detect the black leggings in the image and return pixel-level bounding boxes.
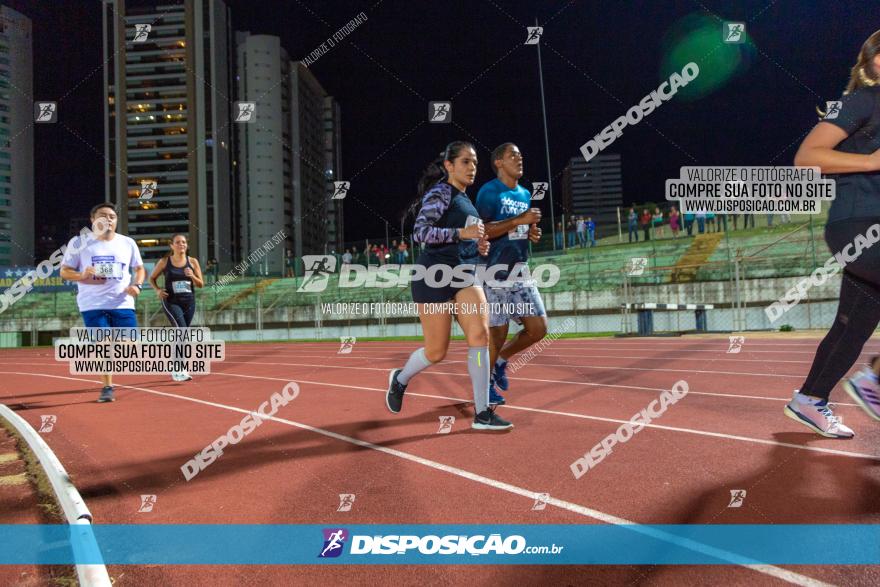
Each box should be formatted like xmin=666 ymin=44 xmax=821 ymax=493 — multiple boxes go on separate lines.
xmin=162 ymin=298 xmax=195 ymax=327
xmin=162 ymin=298 xmax=195 ymax=363
xmin=800 ymin=219 xmax=880 ymax=399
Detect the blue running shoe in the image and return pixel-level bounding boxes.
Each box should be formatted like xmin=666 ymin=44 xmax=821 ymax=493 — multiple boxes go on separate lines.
xmin=494 ymin=360 xmax=509 ymax=391
xmin=489 ymin=381 xmax=506 ymax=406
xmin=97 ymin=386 xmax=115 ymax=403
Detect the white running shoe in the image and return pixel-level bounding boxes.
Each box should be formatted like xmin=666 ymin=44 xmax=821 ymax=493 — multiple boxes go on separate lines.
xmin=171 ymin=371 xmax=193 ymax=382
xmin=783 ymin=391 xmax=854 ymax=438
xmin=843 ymin=368 xmax=880 ymax=422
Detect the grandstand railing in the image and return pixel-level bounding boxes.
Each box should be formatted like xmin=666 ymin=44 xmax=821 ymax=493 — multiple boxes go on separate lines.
xmin=0 ymin=219 xmax=838 ymax=341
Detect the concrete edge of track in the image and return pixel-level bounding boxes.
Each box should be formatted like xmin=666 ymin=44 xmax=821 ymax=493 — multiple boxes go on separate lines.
xmin=0 ymin=404 xmax=111 ymax=587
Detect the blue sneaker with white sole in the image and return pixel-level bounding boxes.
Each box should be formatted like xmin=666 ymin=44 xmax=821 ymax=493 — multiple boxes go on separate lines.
xmin=489 ymin=380 xmax=505 ymax=406
xmin=494 ymin=360 xmax=509 ymax=391
xmin=97 ymin=386 xmax=115 ymax=403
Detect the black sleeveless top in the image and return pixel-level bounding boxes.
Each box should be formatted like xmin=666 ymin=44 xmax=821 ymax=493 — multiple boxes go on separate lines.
xmin=164 ymin=256 xmax=195 ymax=302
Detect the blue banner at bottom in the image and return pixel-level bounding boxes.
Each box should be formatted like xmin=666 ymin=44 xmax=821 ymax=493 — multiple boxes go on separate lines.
xmin=1 ymin=524 xmax=878 ymax=565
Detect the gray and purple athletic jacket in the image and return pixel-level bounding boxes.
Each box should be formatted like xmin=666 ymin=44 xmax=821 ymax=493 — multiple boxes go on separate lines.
xmin=413 ymin=181 xmax=479 ymax=264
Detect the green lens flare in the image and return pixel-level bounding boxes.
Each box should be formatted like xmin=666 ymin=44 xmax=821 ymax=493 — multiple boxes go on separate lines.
xmin=660 ymin=13 xmax=756 ymax=101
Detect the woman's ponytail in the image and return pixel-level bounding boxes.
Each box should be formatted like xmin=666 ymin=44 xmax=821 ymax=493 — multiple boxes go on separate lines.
xmin=404 ymin=141 xmax=474 ymax=220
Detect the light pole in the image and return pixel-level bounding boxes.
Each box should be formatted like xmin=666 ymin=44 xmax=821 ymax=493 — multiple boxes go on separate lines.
xmin=535 ymin=17 xmax=556 ymax=249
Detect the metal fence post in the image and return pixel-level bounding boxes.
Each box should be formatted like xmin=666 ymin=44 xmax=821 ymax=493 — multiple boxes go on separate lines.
xmin=806 ymin=286 xmax=813 ymax=330
xmin=733 ymin=254 xmax=742 ymax=331
xmin=256 ymin=289 xmax=263 ymax=341
xmin=808 ymin=215 xmax=818 ymax=269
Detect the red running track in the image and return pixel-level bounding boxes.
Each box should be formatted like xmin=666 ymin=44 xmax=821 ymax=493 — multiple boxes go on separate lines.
xmin=1 ymin=336 xmax=879 ymax=586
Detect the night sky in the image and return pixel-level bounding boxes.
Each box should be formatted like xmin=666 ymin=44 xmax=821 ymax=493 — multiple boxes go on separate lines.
xmin=7 ymin=0 xmax=878 ymax=249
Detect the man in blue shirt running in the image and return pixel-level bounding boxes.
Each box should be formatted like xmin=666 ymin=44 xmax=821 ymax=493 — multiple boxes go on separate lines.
xmin=476 ymin=143 xmax=547 ymax=406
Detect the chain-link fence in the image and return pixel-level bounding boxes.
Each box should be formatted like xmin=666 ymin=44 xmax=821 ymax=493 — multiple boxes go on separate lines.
xmin=0 ymin=218 xmax=843 ymax=345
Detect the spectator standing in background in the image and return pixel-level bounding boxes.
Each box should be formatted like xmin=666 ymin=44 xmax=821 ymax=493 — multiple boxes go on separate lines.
xmin=627 ymin=207 xmax=639 ymax=242
xmin=400 ymin=240 xmax=410 ymax=264
xmin=640 ymin=209 xmax=652 ymax=241
xmin=576 ymin=216 xmax=586 ymax=247
xmin=652 ymin=207 xmax=664 ymax=239
xmin=285 ymin=249 xmax=294 ymax=277
xmin=363 ymin=242 xmax=372 ymax=266
xmin=684 ymin=210 xmax=695 ymax=236
xmin=669 ymin=207 xmax=680 ymax=238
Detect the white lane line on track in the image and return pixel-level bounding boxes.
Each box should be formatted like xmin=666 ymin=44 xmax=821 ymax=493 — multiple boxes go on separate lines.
xmin=227 ymin=340 xmax=880 ymax=353
xmin=236 ymin=345 xmax=826 ymax=355
xmin=0 ymin=360 xmax=858 ymax=407
xmin=211 ymin=372 xmax=877 ymax=461
xmin=229 ymin=339 xmax=869 ymax=349
xmin=0 ymin=370 xmax=834 ymax=587
xmin=227 ymin=352 xmax=817 ymax=365
xmin=216 ymin=355 xmax=804 ymax=379
xmin=0 ymin=356 xmax=816 ymax=379
xmin=218 ymin=361 xmax=799 ymax=401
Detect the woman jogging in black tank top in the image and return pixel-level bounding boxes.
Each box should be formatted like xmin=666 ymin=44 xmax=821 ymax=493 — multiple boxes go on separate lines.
xmin=784 ymin=30 xmax=880 ymax=437
xmin=149 ymin=233 xmax=204 ymax=382
xmin=385 ymin=141 xmax=512 ymax=430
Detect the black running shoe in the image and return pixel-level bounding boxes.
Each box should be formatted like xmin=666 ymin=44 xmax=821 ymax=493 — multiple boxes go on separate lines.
xmin=386 ymin=369 xmax=407 ymax=413
xmin=472 ymin=406 xmax=513 ymax=431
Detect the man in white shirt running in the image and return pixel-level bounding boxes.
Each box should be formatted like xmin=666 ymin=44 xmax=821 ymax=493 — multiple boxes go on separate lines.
xmin=60 ymin=203 xmax=145 ymax=403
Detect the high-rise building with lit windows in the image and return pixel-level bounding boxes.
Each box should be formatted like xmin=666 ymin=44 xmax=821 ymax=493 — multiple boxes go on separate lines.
xmin=324 ymin=95 xmax=343 ymax=253
xmin=562 ymin=153 xmax=623 ymax=230
xmin=0 ymin=6 xmax=33 ymax=266
xmin=234 ymin=32 xmax=291 ymax=272
xmin=103 ymin=0 xmax=235 ymax=264
xmin=235 ymin=33 xmax=343 ymax=263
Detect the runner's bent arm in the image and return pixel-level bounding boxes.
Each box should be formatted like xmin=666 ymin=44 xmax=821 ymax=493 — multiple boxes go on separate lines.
xmin=148 ymin=257 xmax=167 ymax=290
xmin=484 ymin=209 xmax=541 ymax=239
xmin=189 ymin=258 xmax=205 ymax=288
xmin=413 ymin=184 xmax=462 ymax=243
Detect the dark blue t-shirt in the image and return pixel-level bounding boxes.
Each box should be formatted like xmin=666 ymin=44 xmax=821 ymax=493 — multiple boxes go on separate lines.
xmin=822 ymin=87 xmax=880 ymax=223
xmin=476 ymin=178 xmax=532 ymax=279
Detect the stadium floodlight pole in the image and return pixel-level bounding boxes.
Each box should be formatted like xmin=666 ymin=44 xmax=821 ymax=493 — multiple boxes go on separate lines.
xmin=535 ymin=17 xmax=556 ymax=249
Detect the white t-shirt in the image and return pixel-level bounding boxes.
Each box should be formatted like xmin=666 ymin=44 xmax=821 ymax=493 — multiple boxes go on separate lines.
xmin=61 ymin=233 xmax=144 ymax=312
